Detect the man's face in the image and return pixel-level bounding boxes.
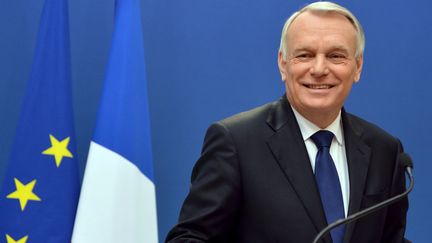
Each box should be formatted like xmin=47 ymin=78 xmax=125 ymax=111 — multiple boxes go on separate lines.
xmin=278 ymin=11 xmax=363 ymax=123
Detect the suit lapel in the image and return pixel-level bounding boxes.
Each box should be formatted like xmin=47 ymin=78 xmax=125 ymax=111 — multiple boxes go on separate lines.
xmin=341 ymin=110 xmax=371 ymax=243
xmin=266 ymin=96 xmax=332 ymax=243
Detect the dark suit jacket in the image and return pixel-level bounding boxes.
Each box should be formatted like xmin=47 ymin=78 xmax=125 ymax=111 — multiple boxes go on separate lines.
xmin=166 ymin=96 xmax=409 ymax=243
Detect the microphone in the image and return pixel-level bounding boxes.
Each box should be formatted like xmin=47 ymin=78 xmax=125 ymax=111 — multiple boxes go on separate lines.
xmin=312 ymin=153 xmax=414 ymax=243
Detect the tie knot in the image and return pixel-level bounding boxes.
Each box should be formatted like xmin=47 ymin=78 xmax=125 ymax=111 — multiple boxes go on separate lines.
xmin=311 ymin=130 xmax=334 ymax=148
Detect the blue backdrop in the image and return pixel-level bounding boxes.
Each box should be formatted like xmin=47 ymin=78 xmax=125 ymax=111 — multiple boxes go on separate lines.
xmin=0 ymin=0 xmax=430 ymax=242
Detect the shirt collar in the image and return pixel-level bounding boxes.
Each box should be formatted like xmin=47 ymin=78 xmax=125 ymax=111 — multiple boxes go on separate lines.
xmin=291 ymin=106 xmax=343 ymax=145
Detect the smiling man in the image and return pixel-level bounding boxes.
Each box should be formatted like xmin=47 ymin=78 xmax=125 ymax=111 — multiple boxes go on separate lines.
xmin=166 ymin=2 xmax=409 ymax=243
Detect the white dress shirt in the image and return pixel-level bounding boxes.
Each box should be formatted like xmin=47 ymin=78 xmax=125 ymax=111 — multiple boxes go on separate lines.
xmin=291 ymin=106 xmax=350 ymax=216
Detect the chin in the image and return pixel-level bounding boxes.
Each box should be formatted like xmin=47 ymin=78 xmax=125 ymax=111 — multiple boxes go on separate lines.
xmin=302 ymin=103 xmax=339 ymax=114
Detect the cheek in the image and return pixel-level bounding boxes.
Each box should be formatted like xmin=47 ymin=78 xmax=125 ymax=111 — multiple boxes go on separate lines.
xmin=333 ymin=64 xmax=359 ymax=81
xmin=287 ymin=63 xmax=310 ymax=80
xmin=336 ymin=79 xmax=355 ymax=102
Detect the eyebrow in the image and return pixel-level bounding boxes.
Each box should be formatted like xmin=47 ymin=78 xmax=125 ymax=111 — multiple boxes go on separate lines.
xmin=291 ymin=45 xmax=351 ymax=55
xmin=329 ymin=46 xmax=350 ymax=54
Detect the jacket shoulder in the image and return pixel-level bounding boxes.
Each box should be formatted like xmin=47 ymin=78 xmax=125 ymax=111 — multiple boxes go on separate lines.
xmin=216 ymin=101 xmax=276 ymax=131
xmin=201 ymin=100 xmax=280 ymax=148
xmin=344 ymin=112 xmax=401 ymax=148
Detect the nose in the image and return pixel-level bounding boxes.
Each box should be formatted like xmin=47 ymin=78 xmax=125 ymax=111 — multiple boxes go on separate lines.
xmin=310 ymin=55 xmax=328 ymax=77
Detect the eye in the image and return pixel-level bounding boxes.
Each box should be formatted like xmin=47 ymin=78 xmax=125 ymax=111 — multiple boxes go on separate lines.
xmin=329 ymin=53 xmax=345 ymax=58
xmin=295 ymin=53 xmax=313 ymax=61
xmin=328 ymin=53 xmax=347 ymax=63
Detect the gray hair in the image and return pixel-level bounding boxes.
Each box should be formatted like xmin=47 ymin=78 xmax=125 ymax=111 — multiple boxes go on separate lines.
xmin=279 ymin=1 xmax=365 ymax=60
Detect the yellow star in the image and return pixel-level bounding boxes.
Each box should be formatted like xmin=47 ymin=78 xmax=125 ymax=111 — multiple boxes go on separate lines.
xmin=6 ymin=178 xmax=41 ymax=211
xmin=42 ymin=134 xmax=73 ymax=167
xmin=6 ymin=234 xmax=28 ymax=243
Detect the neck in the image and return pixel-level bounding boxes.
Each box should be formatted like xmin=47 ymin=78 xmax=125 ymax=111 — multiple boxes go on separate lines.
xmin=291 ymin=105 xmax=341 ymax=129
xmin=306 ymin=111 xmax=339 ymax=129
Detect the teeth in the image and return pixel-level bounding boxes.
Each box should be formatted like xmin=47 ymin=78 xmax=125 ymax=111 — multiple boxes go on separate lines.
xmin=307 ymin=84 xmax=332 ymax=89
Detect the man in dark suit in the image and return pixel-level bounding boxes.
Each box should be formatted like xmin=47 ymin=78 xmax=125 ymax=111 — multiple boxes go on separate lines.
xmin=166 ymin=2 xmax=409 ymax=243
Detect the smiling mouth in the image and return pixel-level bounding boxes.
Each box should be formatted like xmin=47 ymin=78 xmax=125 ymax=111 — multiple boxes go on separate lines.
xmin=304 ymin=84 xmax=334 ymax=89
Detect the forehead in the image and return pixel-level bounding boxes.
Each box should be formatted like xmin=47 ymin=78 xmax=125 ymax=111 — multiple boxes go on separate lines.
xmin=287 ymin=11 xmax=357 ymax=51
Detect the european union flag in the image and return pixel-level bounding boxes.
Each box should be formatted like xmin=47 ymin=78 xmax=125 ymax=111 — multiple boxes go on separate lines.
xmin=0 ymin=0 xmax=79 ymax=242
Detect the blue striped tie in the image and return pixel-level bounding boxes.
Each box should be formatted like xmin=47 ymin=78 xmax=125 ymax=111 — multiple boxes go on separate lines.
xmin=311 ymin=130 xmax=346 ymax=243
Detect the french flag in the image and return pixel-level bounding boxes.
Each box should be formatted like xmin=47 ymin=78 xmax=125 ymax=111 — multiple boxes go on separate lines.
xmin=72 ymin=0 xmax=158 ymax=242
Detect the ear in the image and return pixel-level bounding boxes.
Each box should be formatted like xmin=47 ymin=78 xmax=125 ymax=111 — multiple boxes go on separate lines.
xmin=278 ymin=51 xmax=287 ymax=81
xmin=353 ymin=55 xmax=363 ymax=83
